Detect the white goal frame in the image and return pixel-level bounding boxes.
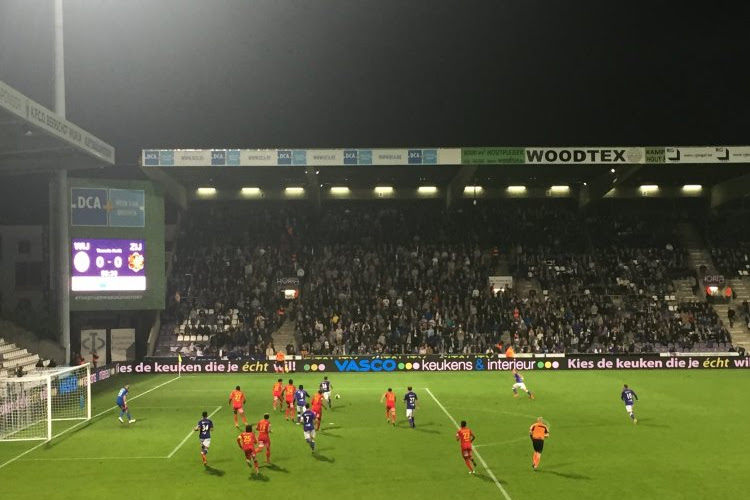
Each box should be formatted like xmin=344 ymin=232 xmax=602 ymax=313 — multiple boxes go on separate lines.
xmin=0 ymin=364 xmax=91 ymax=442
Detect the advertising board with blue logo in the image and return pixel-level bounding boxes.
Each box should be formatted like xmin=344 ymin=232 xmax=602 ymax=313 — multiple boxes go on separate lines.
xmin=71 ymin=188 xmax=145 ymax=227
xmin=121 ymin=354 xmax=749 ymax=375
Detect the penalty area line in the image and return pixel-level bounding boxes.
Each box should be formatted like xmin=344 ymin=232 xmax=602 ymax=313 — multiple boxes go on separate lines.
xmin=0 ymin=375 xmax=181 ymax=471
xmin=167 ymin=406 xmax=222 ymax=459
xmin=425 ymin=388 xmax=512 ymax=500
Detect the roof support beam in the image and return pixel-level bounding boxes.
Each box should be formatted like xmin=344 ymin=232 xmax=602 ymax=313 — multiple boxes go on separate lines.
xmin=141 ymin=167 xmax=187 ymax=211
xmin=710 ymin=172 xmax=750 ymax=208
xmin=305 ymin=167 xmax=321 ymax=212
xmin=578 ymin=165 xmax=642 ymax=209
xmin=446 ymin=165 xmax=477 ymax=209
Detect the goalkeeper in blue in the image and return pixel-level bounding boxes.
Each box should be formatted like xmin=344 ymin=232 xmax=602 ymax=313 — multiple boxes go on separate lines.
xmin=621 ymin=384 xmax=638 ymax=424
xmin=116 ymin=385 xmax=136 ymax=423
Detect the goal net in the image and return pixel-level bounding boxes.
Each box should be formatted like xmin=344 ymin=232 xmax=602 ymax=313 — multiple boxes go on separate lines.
xmin=0 ymin=364 xmax=91 ymax=441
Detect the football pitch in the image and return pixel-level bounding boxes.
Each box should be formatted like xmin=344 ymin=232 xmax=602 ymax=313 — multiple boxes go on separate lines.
xmin=1 ymin=370 xmax=747 ymax=500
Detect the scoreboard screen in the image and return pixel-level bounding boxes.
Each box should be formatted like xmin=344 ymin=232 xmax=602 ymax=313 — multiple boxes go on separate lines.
xmin=71 ymin=238 xmax=146 ymax=292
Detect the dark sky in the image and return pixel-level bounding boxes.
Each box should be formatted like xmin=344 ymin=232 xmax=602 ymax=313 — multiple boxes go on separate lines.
xmin=1 ymin=1 xmax=749 ymax=164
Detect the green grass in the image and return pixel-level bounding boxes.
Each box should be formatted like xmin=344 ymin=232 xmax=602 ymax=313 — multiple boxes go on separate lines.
xmin=1 ymin=370 xmax=748 ymax=500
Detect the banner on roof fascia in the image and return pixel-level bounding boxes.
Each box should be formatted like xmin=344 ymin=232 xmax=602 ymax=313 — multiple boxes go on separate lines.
xmin=645 ymin=147 xmax=665 ymax=163
xmin=524 ymin=147 xmax=646 ymax=164
xmin=664 ymin=146 xmax=750 ymax=163
xmin=141 ymin=148 xmax=462 ymax=166
xmin=461 ymin=148 xmax=525 ymax=164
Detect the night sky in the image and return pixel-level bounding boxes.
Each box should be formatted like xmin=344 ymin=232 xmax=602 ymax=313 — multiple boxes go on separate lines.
xmin=1 ymin=1 xmax=749 ymax=164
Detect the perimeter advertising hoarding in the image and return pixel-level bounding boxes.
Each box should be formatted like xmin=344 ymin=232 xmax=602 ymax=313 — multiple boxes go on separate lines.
xmin=69 ymin=179 xmax=165 ymax=311
xmin=122 ymin=354 xmax=749 ymax=375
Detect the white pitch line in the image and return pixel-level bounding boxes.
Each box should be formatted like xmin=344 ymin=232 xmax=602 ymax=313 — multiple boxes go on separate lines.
xmin=425 ymin=388 xmax=512 ymax=500
xmin=167 ymin=406 xmax=222 ymax=459
xmin=0 ymin=375 xmax=181 ymax=471
xmin=19 ymin=456 xmax=165 ymax=461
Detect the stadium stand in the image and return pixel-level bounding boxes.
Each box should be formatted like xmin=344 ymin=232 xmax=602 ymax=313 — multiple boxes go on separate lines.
xmin=0 ymin=338 xmax=39 ymax=377
xmin=155 ymin=200 xmax=738 ymax=357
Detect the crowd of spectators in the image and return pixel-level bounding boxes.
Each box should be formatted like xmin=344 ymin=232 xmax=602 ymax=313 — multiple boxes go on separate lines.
xmin=158 ymin=200 xmax=735 ymax=357
xmin=704 ymin=211 xmax=750 ymax=276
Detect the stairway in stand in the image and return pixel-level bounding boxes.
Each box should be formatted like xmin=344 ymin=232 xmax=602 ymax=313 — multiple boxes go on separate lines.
xmin=676 ymin=222 xmax=717 ymax=273
xmin=672 ymin=278 xmax=697 ymax=302
xmin=513 ymin=277 xmax=541 ymax=299
xmin=272 ymin=320 xmax=297 ymax=354
xmin=711 ymin=302 xmax=750 ymax=350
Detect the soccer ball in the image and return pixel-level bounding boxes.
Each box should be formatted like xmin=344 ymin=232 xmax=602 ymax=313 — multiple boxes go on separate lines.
xmin=335 ymin=394 xmax=341 ymax=399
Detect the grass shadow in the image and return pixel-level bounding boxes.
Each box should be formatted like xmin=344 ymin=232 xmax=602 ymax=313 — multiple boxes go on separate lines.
xmin=320 ymin=433 xmax=342 ymax=439
xmin=249 ymin=472 xmax=270 ymax=481
xmin=474 ymin=472 xmax=508 ymax=485
xmin=413 ymin=426 xmax=441 ymax=434
xmin=203 ymin=465 xmax=225 ymax=477
xmin=264 ymin=463 xmax=289 ymax=473
xmin=312 ymin=452 xmax=335 ymax=463
xmin=635 ymin=418 xmax=670 ymax=428
xmin=538 ymin=469 xmax=592 ymax=480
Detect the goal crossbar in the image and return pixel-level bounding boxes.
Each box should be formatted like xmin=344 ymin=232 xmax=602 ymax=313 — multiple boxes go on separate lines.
xmin=0 ymin=364 xmax=91 ymax=441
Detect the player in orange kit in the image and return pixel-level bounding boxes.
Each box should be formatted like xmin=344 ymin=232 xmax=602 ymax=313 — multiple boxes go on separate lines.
xmin=456 ymin=420 xmax=477 ymax=474
xmin=237 ymin=424 xmax=260 ymax=474
xmin=311 ymin=389 xmax=324 ymax=431
xmin=283 ymin=379 xmax=296 ymax=421
xmin=529 ymin=417 xmax=549 ymax=470
xmin=380 ymin=387 xmax=396 ymax=426
xmin=228 ymin=385 xmax=248 ymax=428
xmin=256 ymin=413 xmax=272 ymax=463
xmin=272 ymin=378 xmax=283 ymax=412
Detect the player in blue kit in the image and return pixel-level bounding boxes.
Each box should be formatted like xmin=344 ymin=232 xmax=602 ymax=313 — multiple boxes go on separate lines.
xmin=621 ymin=384 xmax=639 ymax=424
xmin=116 ymin=385 xmax=135 ymax=423
xmin=194 ymin=410 xmax=214 ymax=466
xmin=319 ymin=376 xmax=332 ymax=409
xmin=300 ymin=403 xmax=317 ymax=452
xmin=404 ymin=387 xmax=419 ymax=428
xmin=294 ymin=385 xmax=310 ymax=423
xmin=512 ymin=369 xmax=534 ymax=399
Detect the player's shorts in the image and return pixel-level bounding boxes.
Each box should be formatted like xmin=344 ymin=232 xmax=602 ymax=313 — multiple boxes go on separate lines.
xmin=304 ymin=430 xmax=316 ymax=440
xmin=625 ymin=404 xmax=633 ymax=413
xmin=258 ymin=436 xmax=270 ymax=447
xmin=243 ymin=449 xmax=256 ymax=459
xmin=406 ymin=408 xmax=414 ymax=418
xmin=273 ymin=394 xmax=281 ymax=401
xmin=285 ymin=398 xmax=294 ymax=407
xmin=200 ymin=438 xmax=211 ymax=448
xmin=386 ymin=405 xmax=395 ymax=411
xmin=512 ymin=382 xmax=527 ymax=392
xmin=312 ymin=407 xmax=322 ymax=418
xmin=461 ymin=446 xmax=472 ymax=458
xmin=323 ymin=391 xmax=331 ymax=401
xmin=296 ymin=404 xmax=306 ymax=413
xmin=532 ymin=438 xmax=544 ymax=453
xmin=233 ymin=406 xmax=244 ymax=414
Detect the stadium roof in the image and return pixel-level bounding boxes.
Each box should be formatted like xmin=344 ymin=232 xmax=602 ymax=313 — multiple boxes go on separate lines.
xmin=139 ymin=147 xmax=750 ymax=209
xmin=0 ymin=80 xmax=115 ymax=174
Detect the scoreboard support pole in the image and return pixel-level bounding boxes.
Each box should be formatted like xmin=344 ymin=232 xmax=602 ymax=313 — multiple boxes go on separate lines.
xmin=56 ymin=169 xmax=71 ymax=365
xmin=54 ymin=0 xmax=71 ymax=365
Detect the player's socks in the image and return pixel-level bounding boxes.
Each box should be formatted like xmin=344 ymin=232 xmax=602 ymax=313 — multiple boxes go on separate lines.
xmin=118 ymin=416 xmax=123 ymax=422
xmin=528 ymin=391 xmax=534 ymax=399
xmin=464 ymin=458 xmax=473 ymax=471
xmin=233 ymin=415 xmax=238 ymax=427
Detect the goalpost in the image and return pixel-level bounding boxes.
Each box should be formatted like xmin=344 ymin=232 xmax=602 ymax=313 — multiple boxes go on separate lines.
xmin=0 ymin=364 xmax=91 ymax=441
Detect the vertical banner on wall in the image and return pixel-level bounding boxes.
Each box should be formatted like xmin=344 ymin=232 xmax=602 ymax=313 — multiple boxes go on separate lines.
xmin=111 ymin=328 xmax=136 ymax=361
xmin=80 ymin=329 xmax=107 ymax=363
